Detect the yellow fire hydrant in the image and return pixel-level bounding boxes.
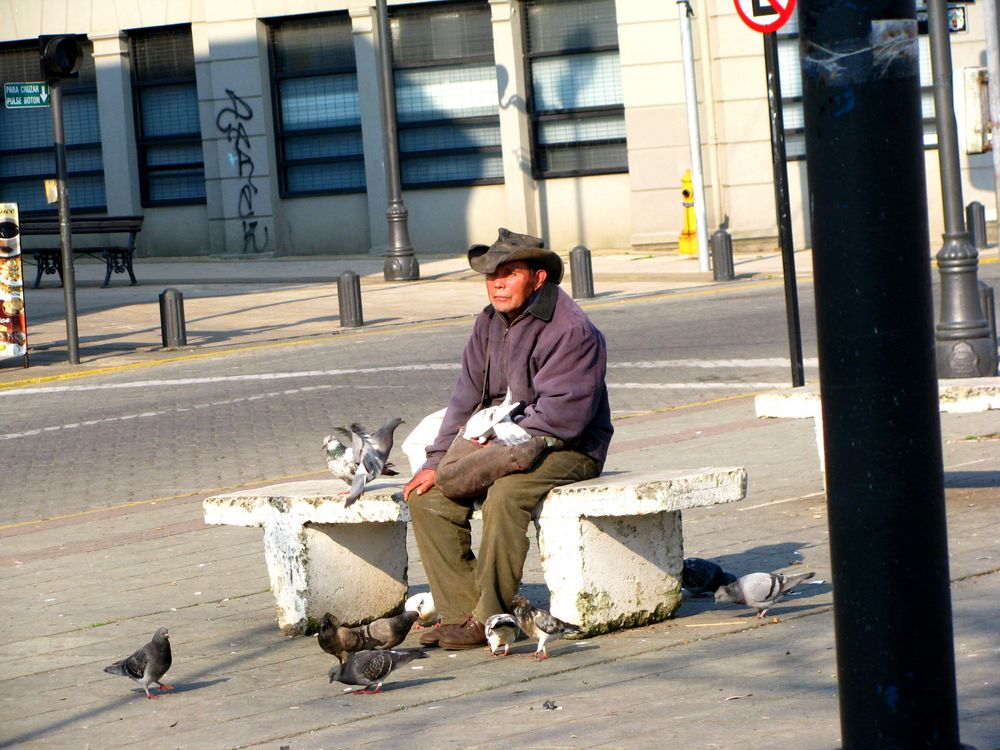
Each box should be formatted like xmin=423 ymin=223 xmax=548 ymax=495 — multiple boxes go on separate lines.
xmin=679 ymin=169 xmax=697 ymax=256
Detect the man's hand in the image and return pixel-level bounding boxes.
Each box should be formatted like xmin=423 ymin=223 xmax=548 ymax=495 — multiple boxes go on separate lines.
xmin=403 ymin=468 xmax=437 ymax=501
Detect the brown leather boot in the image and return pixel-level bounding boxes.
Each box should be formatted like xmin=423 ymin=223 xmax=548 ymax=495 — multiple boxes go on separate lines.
xmin=438 ymin=616 xmax=487 ymax=650
xmin=418 ymin=623 xmax=441 ymax=646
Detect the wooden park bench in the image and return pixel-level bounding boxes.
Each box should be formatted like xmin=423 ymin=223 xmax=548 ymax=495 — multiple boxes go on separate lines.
xmin=19 ymin=215 xmax=143 ymax=288
xmin=202 ymin=466 xmax=748 ymax=637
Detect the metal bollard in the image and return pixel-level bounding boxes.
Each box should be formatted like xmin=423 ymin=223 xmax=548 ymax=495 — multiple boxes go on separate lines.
xmin=338 ymin=271 xmax=364 ymax=328
xmin=710 ymin=216 xmax=735 ymax=281
xmin=159 ymin=287 xmax=187 ymax=349
xmin=979 ymin=281 xmax=998 ymax=374
xmin=569 ymin=245 xmax=594 ymax=299
xmin=966 ymin=201 xmax=987 ymax=249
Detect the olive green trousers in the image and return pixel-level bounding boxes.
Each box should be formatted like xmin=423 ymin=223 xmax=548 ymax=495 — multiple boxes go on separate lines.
xmin=408 ymin=448 xmax=600 ymax=625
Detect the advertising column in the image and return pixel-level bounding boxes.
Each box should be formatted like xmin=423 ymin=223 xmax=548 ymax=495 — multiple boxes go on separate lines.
xmin=0 ymin=203 xmax=28 ymax=366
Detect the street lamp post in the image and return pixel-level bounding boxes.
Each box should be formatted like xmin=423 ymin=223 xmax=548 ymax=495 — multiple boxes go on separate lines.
xmin=928 ymin=0 xmax=998 ymax=377
xmin=375 ymin=0 xmax=419 ymax=282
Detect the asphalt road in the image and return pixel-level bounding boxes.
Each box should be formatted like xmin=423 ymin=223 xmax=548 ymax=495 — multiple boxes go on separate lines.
xmin=4 ymin=256 xmax=998 ymax=527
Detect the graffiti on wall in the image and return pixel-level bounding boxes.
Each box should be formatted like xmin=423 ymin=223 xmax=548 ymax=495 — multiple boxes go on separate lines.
xmin=216 ymin=89 xmax=270 ymax=253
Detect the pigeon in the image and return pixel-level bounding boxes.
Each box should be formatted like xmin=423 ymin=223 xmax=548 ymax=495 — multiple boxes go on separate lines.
xmin=714 ymin=570 xmax=816 ymax=618
xmin=328 ymin=648 xmax=426 ymax=694
xmin=344 ymin=417 xmax=405 ymax=505
xmin=318 ymin=610 xmax=420 ymax=662
xmin=484 ymin=613 xmax=520 ymax=656
xmin=404 ymin=592 xmax=439 ymax=628
xmin=102 ymin=626 xmax=173 ymax=699
xmin=323 ymin=425 xmax=399 ymax=486
xmin=682 ymin=557 xmax=737 ymax=596
xmin=510 ymin=594 xmax=582 ymax=660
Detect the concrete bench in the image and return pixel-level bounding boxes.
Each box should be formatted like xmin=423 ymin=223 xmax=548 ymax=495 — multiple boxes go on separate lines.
xmin=203 ymin=466 xmax=748 ymax=637
xmin=755 ymin=377 xmax=1000 ymax=476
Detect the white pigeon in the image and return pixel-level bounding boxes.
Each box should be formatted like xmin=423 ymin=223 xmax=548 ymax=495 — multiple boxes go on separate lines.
xmin=404 ymin=592 xmax=439 ymax=628
xmin=484 ymin=613 xmax=520 ymax=657
xmin=714 ymin=570 xmax=816 ymax=618
xmin=510 ymin=594 xmax=582 ymax=660
xmin=102 ymin=626 xmax=173 ymax=699
xmin=345 ymin=417 xmax=404 ymax=505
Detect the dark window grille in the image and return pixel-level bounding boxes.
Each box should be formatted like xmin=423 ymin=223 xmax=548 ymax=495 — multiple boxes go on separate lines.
xmin=267 ymin=12 xmax=365 ymax=196
xmin=129 ymin=25 xmax=206 ymax=206
xmin=389 ymin=0 xmax=503 ymax=188
xmin=522 ymin=0 xmax=628 ymax=179
xmin=776 ymin=10 xmax=936 ymax=161
xmin=0 ymin=39 xmax=106 ymax=215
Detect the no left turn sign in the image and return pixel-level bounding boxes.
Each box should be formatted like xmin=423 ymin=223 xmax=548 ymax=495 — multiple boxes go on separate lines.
xmin=734 ymin=0 xmax=796 ymax=33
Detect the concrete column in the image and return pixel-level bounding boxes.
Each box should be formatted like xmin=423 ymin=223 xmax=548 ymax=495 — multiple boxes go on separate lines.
xmin=195 ymin=18 xmax=276 ymax=256
xmin=90 ymin=33 xmax=141 ymax=216
xmin=490 ymin=0 xmax=538 ymax=235
xmin=351 ymin=5 xmax=390 ymax=256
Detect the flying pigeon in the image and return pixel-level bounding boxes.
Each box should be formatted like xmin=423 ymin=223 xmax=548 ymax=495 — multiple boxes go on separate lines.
xmin=323 ymin=425 xmax=399 ymax=486
xmin=714 ymin=570 xmax=816 ymax=618
xmin=682 ymin=557 xmax=738 ymax=596
xmin=344 ymin=417 xmax=405 ymax=505
xmin=328 ymin=648 xmax=426 ymax=694
xmin=102 ymin=626 xmax=173 ymax=699
xmin=484 ymin=613 xmax=520 ymax=657
xmin=510 ymin=594 xmax=582 ymax=660
xmin=404 ymin=592 xmax=439 ymax=628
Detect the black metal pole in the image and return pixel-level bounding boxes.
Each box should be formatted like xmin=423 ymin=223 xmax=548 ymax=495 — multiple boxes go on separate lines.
xmin=49 ymin=79 xmax=80 ymax=365
xmin=763 ymin=31 xmax=805 ymax=387
xmin=798 ymin=2 xmax=962 ymax=747
xmin=928 ymin=0 xmax=997 ymax=377
xmin=375 ymin=0 xmax=419 ymax=282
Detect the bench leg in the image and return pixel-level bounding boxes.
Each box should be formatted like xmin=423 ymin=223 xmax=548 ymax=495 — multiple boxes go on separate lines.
xmin=537 ymin=510 xmax=684 ymax=636
xmin=260 ymin=517 xmax=409 ymax=635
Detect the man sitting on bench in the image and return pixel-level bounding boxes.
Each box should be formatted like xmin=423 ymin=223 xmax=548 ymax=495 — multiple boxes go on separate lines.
xmin=402 ymin=228 xmax=613 ymax=651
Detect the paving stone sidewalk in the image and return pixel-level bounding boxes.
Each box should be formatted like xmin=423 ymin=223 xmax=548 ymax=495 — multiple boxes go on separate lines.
xmin=1 ymin=399 xmax=997 ymax=750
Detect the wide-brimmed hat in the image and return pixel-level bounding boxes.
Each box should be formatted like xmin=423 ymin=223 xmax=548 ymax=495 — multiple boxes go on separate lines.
xmin=467 ymin=228 xmax=563 ymax=284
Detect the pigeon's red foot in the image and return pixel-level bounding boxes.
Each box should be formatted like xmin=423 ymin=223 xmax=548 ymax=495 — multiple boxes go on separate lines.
xmin=158 ymin=684 xmax=174 ymax=691
xmin=356 ymin=685 xmax=383 ymax=695
xmin=533 ymin=652 xmax=550 ymax=661
xmin=146 ymin=694 xmax=159 ymax=700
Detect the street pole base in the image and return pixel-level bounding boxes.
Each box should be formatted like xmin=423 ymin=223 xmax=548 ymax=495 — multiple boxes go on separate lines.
xmin=383 ymin=254 xmax=420 ymax=281
xmin=935 ymin=336 xmax=998 ymax=378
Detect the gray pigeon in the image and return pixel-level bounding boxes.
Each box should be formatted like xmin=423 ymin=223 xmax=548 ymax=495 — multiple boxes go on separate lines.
xmin=103 ymin=626 xmax=173 ymax=699
xmin=714 ymin=570 xmax=816 ymax=618
xmin=484 ymin=613 xmax=520 ymax=657
xmin=323 ymin=425 xmax=399 ymax=486
xmin=682 ymin=557 xmax=738 ymax=596
xmin=318 ymin=610 xmax=420 ymax=663
xmin=344 ymin=417 xmax=405 ymax=505
xmin=510 ymin=594 xmax=582 ymax=660
xmin=328 ymin=648 xmax=426 ymax=694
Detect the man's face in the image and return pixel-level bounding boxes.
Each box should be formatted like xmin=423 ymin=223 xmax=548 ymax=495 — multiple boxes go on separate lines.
xmin=486 ymin=260 xmax=546 ymax=317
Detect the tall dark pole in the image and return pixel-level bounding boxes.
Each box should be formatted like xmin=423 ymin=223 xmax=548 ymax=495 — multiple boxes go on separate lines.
xmin=49 ymin=79 xmax=80 ymax=365
xmin=375 ymin=0 xmax=419 ymax=282
xmin=928 ymin=0 xmax=998 ymax=377
xmin=763 ymin=32 xmax=805 ymax=387
xmin=798 ymin=2 xmax=962 ymax=747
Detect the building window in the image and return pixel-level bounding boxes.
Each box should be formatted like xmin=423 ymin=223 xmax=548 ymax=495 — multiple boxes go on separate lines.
xmin=129 ymin=26 xmax=206 ymax=205
xmin=390 ymin=0 xmax=503 ymax=188
xmin=268 ymin=12 xmax=364 ymax=195
xmin=777 ymin=11 xmax=936 ymax=159
xmin=522 ymin=0 xmax=627 ymax=178
xmin=0 ymin=40 xmax=106 ymax=215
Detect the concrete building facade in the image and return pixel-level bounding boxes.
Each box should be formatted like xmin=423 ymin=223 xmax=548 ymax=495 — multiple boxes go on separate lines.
xmin=0 ymin=0 xmax=994 ymax=258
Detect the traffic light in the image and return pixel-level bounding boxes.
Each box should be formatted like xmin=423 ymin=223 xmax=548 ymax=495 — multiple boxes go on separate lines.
xmin=39 ymin=35 xmax=82 ymax=81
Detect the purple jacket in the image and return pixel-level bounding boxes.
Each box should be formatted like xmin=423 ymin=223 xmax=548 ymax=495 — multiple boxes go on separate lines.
xmin=424 ymin=282 xmax=613 ymax=470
